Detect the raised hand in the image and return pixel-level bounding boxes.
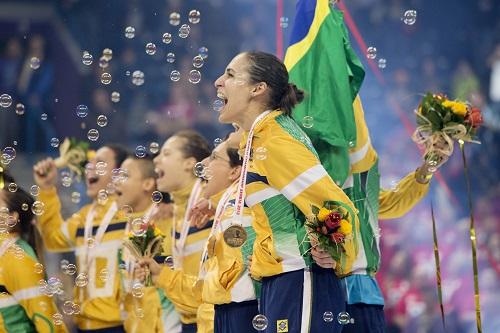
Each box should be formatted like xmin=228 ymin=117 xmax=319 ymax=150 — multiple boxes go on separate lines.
xmin=33 ymin=158 xmax=58 ymax=190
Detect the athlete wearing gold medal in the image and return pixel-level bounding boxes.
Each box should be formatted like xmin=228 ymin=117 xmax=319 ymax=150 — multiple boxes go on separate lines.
xmin=214 ymin=51 xmax=360 ymax=333
xmin=136 ymin=129 xmax=261 ymax=333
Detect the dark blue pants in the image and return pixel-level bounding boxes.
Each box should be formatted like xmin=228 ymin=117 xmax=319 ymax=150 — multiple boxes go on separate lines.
xmin=214 ymin=300 xmax=259 ymax=333
xmin=341 ymin=303 xmax=386 ymax=333
xmin=181 ymin=323 xmax=197 ymax=333
xmin=260 ymin=265 xmax=345 ymax=333
xmin=77 ymin=326 xmax=125 ymax=333
xmin=310 ymin=264 xmax=346 ymax=333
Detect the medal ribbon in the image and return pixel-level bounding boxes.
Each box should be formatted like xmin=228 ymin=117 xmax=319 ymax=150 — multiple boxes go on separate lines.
xmin=197 ymin=183 xmax=237 ymax=281
xmin=172 ymin=178 xmax=203 ymax=269
xmin=234 ymin=110 xmax=271 ymax=221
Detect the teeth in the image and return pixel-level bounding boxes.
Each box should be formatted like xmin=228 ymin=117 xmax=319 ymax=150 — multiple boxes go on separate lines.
xmin=217 ymin=92 xmax=226 ymax=100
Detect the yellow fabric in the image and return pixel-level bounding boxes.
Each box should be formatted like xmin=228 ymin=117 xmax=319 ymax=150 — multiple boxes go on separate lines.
xmin=156 ymin=206 xmax=174 ymax=256
xmin=242 ymin=110 xmax=360 ymax=277
xmin=0 ymin=234 xmax=68 ymax=333
xmin=349 ymin=95 xmax=378 ymax=174
xmin=37 ymin=187 xmax=125 ymax=330
xmin=202 ymin=182 xmax=256 ymax=305
xmin=379 ymin=171 xmax=430 ymax=219
xmin=123 ymin=287 xmax=163 ymax=333
xmin=169 ymin=181 xmax=214 ymax=328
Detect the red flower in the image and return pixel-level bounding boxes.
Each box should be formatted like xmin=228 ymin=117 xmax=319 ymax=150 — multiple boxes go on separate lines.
xmin=324 ymin=212 xmax=341 ymax=231
xmin=469 ymin=107 xmax=483 ymax=128
xmin=330 ymin=232 xmax=345 ymax=244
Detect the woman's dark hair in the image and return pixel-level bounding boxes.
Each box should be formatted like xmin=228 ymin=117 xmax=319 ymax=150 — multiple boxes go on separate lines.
xmin=227 ymin=147 xmax=242 ymax=168
xmin=104 ymin=143 xmax=129 ymax=169
xmin=1 ymin=172 xmax=36 ymax=251
xmin=174 ymin=130 xmax=211 ymax=162
xmin=244 ymin=51 xmax=305 ymax=116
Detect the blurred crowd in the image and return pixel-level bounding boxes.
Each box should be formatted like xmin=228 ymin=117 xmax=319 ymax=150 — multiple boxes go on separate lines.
xmin=0 ymin=0 xmax=499 ymax=332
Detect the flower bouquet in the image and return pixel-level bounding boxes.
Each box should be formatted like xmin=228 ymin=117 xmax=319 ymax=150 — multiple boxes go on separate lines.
xmin=123 ymin=222 xmax=165 ymax=286
xmin=412 ymin=93 xmax=482 ymax=170
xmin=306 ymin=201 xmax=353 ymax=261
xmin=54 ymin=138 xmax=92 ymax=180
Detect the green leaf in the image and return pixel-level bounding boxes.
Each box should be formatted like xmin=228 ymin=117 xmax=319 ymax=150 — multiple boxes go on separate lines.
xmin=311 ymin=205 xmax=320 ymax=215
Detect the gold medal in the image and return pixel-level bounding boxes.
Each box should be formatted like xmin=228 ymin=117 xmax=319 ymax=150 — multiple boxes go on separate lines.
xmin=223 ymin=224 xmax=247 ymax=248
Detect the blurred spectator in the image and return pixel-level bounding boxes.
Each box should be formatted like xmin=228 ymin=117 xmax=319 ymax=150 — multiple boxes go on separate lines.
xmin=17 ymin=34 xmax=55 ymax=153
xmin=451 ymin=60 xmax=481 ymax=101
xmin=0 ymin=37 xmax=24 ymax=146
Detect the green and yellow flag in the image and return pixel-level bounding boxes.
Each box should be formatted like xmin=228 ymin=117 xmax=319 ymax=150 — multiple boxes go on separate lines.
xmin=284 ymin=0 xmax=366 ymax=184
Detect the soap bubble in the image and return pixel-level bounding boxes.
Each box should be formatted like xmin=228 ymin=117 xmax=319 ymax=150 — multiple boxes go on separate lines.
xmin=71 ymin=192 xmax=81 ymax=204
xmin=280 ymin=17 xmax=289 ymax=28
xmin=124 ymin=26 xmax=135 ymax=39
xmin=34 ymin=263 xmax=44 ymax=274
xmin=212 ymin=99 xmax=224 ymax=112
xmin=192 ymin=55 xmax=204 ymax=68
xmin=75 ymin=273 xmax=88 ymax=287
xmin=132 ymin=70 xmax=145 ymax=86
xmin=135 ymin=145 xmax=147 ymax=158
xmin=8 ymin=183 xmax=17 ymax=192
xmin=0 ymin=94 xmax=12 ymax=108
xmin=30 ymin=57 xmax=41 ymax=69
xmin=302 ymin=116 xmax=314 ymax=128
xmin=198 ymin=47 xmax=208 ymax=59
xmin=15 ymin=103 xmax=25 ymax=115
xmin=188 ymin=10 xmax=201 ymax=24
xmin=366 ymin=47 xmax=377 ymax=59
xmin=30 ymin=185 xmax=40 ymax=197
xmin=378 ymin=58 xmax=387 ymax=69
xmin=151 ymin=191 xmax=163 ymax=203
xmin=100 ymin=72 xmax=112 ymax=85
xmin=166 ymin=52 xmax=176 ymax=63
xmin=402 ymin=10 xmax=417 ymax=25
xmin=162 ymin=32 xmax=172 ymax=44
xmin=97 ymin=115 xmax=108 ymax=127
xmin=170 ymin=70 xmax=180 ymax=82
xmin=188 ymin=70 xmax=201 ymax=84
xmin=50 ymin=137 xmax=60 ymax=148
xmin=149 ymin=142 xmax=160 ymax=154
xmin=169 ymin=12 xmax=181 ymax=26
xmin=131 ymin=218 xmax=147 ymax=237
xmin=88 ymin=129 xmax=99 ymax=141
xmin=111 ymin=91 xmax=120 ymax=103
xmin=131 ymin=282 xmax=145 ymax=298
xmin=82 ymin=52 xmax=93 ymax=65
xmin=337 ymin=312 xmax=351 ymax=325
xmin=52 ymin=313 xmax=63 ymax=325
xmin=178 ymin=24 xmax=190 ymax=38
xmin=76 ymin=104 xmax=88 ymax=118
xmin=252 ymin=314 xmax=268 ymax=331
xmin=145 ymin=42 xmax=157 ymax=55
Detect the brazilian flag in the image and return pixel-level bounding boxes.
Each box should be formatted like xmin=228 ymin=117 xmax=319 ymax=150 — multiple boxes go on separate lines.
xmin=284 ymin=0 xmax=365 ymax=185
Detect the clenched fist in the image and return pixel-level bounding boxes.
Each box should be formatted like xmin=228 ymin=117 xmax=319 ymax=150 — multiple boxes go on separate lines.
xmin=33 ymin=158 xmax=57 ymax=190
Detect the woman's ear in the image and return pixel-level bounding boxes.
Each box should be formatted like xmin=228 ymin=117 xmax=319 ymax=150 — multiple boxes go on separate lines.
xmin=142 ymin=178 xmax=156 ymax=193
xmin=251 ymin=82 xmax=268 ymax=97
xmin=229 ymin=165 xmax=242 ymax=182
xmin=183 ymin=157 xmax=197 ymax=174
